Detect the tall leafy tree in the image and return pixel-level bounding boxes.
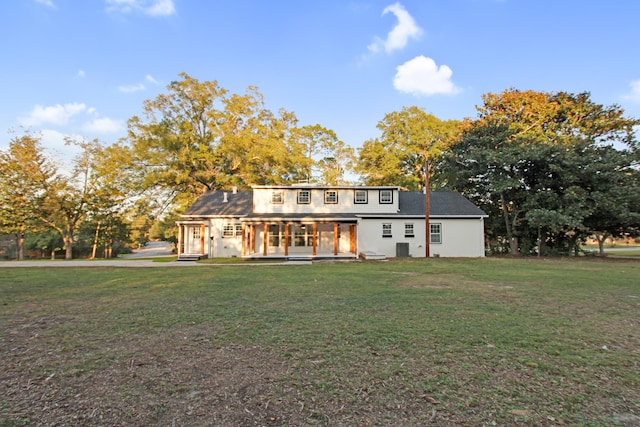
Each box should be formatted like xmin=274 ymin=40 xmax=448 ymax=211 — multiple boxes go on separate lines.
xmin=295 ymin=124 xmax=355 ymax=185
xmin=443 ymin=89 xmax=638 ymax=255
xmin=0 ymin=133 xmax=56 ymax=260
xmin=125 ymin=73 xmax=352 ymax=208
xmin=38 ymin=138 xmax=106 ymax=259
xmin=357 ymin=106 xmax=461 ymax=189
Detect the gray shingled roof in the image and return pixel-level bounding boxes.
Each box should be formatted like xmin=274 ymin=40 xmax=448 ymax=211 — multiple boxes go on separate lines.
xmin=398 ymin=191 xmax=487 ymax=217
xmin=182 ymin=190 xmax=486 ymax=218
xmin=184 ymin=191 xmax=253 ymax=216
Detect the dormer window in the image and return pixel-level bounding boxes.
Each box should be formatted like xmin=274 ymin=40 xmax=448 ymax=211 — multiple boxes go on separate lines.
xmin=354 ymin=189 xmax=368 ymax=204
xmin=324 ymin=190 xmax=338 ymax=204
xmin=271 ymin=190 xmax=283 ymax=204
xmin=379 ymin=190 xmax=393 ymax=204
xmin=297 ymin=190 xmax=311 ymax=204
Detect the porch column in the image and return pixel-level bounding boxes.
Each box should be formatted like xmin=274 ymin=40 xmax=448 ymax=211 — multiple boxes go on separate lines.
xmin=312 ymin=223 xmax=317 ymax=256
xmin=263 ymin=223 xmax=268 ymax=256
xmin=241 ymin=223 xmax=246 ymax=256
xmin=334 ymin=223 xmax=339 ymax=256
xmin=350 ymin=224 xmax=356 ymax=254
xmin=200 ymin=224 xmax=205 ymax=255
xmin=284 ymin=223 xmax=289 ymax=257
xmin=251 ymin=225 xmax=256 ymax=253
xmin=177 ymin=224 xmax=183 ymax=256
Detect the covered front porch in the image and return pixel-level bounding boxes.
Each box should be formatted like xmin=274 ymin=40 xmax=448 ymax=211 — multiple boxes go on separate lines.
xmin=176 ymin=221 xmax=209 ymax=260
xmin=240 ymin=219 xmax=358 ymax=259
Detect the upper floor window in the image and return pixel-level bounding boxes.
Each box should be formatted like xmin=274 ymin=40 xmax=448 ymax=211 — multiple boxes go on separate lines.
xmin=297 ymin=190 xmax=311 ymax=204
xmin=324 ymin=190 xmax=338 ymax=204
xmin=430 ymin=223 xmax=442 ymax=244
xmin=271 ymin=190 xmax=283 ymax=204
xmin=380 ymin=190 xmax=393 ymax=204
xmin=354 ymin=189 xmax=368 ymax=204
xmin=404 ymin=223 xmax=415 ymax=238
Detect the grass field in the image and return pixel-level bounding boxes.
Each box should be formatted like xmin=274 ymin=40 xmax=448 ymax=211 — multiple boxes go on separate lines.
xmin=1 ymin=258 xmax=639 ymax=426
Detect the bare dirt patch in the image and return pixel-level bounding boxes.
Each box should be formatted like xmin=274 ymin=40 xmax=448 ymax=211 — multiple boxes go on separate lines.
xmin=3 ymin=321 xmax=303 ymax=426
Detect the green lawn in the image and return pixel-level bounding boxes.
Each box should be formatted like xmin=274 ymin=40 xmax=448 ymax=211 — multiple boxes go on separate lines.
xmin=1 ymin=258 xmax=639 ymax=426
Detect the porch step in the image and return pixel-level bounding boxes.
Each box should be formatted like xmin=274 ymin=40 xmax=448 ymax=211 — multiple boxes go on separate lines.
xmin=177 ymin=254 xmax=208 ymax=261
xmin=286 ymin=256 xmax=313 ymax=262
xmin=359 ymin=251 xmax=387 ymax=260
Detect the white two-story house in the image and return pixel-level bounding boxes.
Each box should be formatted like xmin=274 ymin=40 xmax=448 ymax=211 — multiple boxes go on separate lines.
xmin=176 ymin=185 xmax=487 ymax=260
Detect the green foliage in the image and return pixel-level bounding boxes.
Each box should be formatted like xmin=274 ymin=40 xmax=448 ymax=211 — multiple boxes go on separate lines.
xmin=124 ymin=73 xmax=354 ymax=208
xmin=0 ymin=133 xmax=57 ymax=259
xmin=0 ymin=133 xmax=136 ymax=260
xmin=443 ymin=89 xmax=639 ymax=255
xmin=357 ymin=106 xmax=461 ymax=189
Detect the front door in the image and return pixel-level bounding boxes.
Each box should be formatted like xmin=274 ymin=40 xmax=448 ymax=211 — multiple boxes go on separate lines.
xmin=189 ymin=226 xmax=202 ymax=254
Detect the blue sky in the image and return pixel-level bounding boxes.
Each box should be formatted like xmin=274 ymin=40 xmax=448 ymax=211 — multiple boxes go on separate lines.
xmin=2 ymin=0 xmax=640 ymax=161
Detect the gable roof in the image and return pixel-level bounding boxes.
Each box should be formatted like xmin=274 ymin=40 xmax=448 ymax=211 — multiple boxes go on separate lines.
xmin=183 ymin=189 xmax=486 ymax=219
xmin=184 ymin=191 xmax=253 ymax=216
xmin=398 ymin=191 xmax=487 ymax=217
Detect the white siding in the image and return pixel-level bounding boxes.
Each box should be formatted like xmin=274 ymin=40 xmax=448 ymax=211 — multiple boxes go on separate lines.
xmin=252 ymin=187 xmax=399 ymax=215
xmin=209 ymin=218 xmax=243 ymax=257
xmin=357 ymin=218 xmax=485 ymax=258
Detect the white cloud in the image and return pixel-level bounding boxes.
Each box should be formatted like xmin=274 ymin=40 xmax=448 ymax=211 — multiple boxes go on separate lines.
xmin=368 ymin=2 xmax=422 ymax=54
xmin=106 ymin=0 xmax=176 ymax=16
xmin=35 ymin=0 xmax=55 ymax=8
xmin=76 ymin=69 xmax=86 ymax=78
xmin=623 ymin=79 xmax=640 ymax=103
xmin=118 ymin=83 xmax=146 ymax=93
xmin=393 ymin=55 xmax=460 ymax=96
xmin=20 ymin=103 xmax=87 ymax=126
xmin=82 ymin=117 xmax=124 ymax=134
xmin=145 ymin=74 xmax=160 ymax=84
xmin=145 ymin=0 xmax=175 ymax=16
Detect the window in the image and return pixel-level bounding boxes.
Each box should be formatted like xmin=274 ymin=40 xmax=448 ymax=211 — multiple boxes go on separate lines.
xmin=222 ymin=223 xmax=242 ymax=237
xmin=382 ymin=223 xmax=392 ymax=238
xmin=354 ymin=189 xmax=368 ymax=204
xmin=324 ymin=190 xmax=338 ymax=204
xmin=380 ymin=190 xmax=393 ymax=204
xmin=268 ymin=224 xmax=281 ymax=246
xmin=297 ymin=190 xmax=310 ymax=204
xmin=430 ymin=223 xmax=442 ymax=244
xmin=271 ymin=191 xmax=283 ymax=204
xmin=293 ymin=224 xmax=315 ymax=246
xmin=404 ymin=223 xmax=414 ymax=238
xmin=222 ymin=224 xmax=235 ymax=237
xmin=192 ymin=228 xmax=201 ymax=239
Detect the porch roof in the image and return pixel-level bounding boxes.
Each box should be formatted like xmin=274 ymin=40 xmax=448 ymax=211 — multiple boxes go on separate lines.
xmin=241 ymin=213 xmax=359 ymax=223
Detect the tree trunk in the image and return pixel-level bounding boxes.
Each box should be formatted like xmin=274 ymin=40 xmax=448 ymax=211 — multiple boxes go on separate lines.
xmin=509 ymin=237 xmax=519 ymax=255
xmin=91 ymin=221 xmax=100 ymax=259
xmin=15 ymin=231 xmax=25 ymax=261
xmin=50 ymin=249 xmax=55 ymax=260
xmin=538 ymin=227 xmax=547 ymax=257
xmin=64 ymin=235 xmax=73 ymax=260
xmin=595 ymin=233 xmax=608 ymax=257
xmin=500 ymin=193 xmax=520 ymax=256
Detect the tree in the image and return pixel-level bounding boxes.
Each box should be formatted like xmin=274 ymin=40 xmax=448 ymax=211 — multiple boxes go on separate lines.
xmin=295 ymin=124 xmax=355 ymax=185
xmin=37 ymin=137 xmax=125 ymax=260
xmin=124 ymin=73 xmax=351 ymax=209
xmin=125 ymin=73 xmax=228 ymax=206
xmin=0 ymin=133 xmax=56 ymax=260
xmin=357 ymin=106 xmax=461 ymax=189
xmin=443 ymin=89 xmax=639 ymax=255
